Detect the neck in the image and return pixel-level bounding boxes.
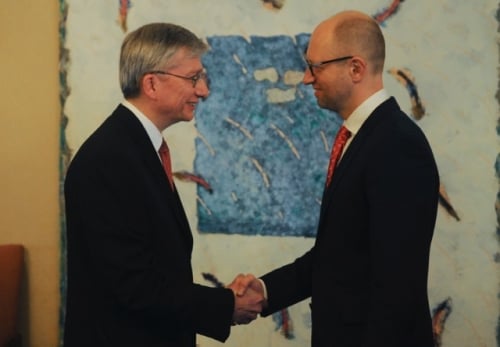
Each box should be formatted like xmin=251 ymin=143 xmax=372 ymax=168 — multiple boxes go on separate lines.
xmin=126 ymin=97 xmax=168 ymax=131
xmin=341 ymin=84 xmax=384 ymax=120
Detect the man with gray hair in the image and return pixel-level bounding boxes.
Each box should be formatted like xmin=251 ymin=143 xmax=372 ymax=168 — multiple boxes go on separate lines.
xmin=63 ymin=23 xmax=263 ymax=347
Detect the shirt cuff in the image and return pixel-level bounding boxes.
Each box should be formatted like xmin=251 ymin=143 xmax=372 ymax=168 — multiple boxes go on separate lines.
xmin=258 ymin=278 xmax=268 ymax=300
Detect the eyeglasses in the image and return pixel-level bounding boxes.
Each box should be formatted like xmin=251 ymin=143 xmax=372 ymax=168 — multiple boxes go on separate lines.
xmin=148 ymin=69 xmax=208 ymax=87
xmin=304 ymin=56 xmax=353 ymax=76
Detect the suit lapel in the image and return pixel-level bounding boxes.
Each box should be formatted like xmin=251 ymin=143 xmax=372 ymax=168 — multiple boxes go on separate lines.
xmin=171 ymin=188 xmax=194 ymax=247
xmin=318 ymin=98 xmax=398 ymax=225
xmin=115 ymin=106 xmax=193 ymax=248
xmin=319 ymin=133 xmax=358 ymax=217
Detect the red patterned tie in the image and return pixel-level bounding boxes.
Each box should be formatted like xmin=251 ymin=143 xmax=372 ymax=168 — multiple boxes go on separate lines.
xmin=325 ymin=126 xmax=351 ymax=187
xmin=159 ymin=139 xmax=175 ymax=190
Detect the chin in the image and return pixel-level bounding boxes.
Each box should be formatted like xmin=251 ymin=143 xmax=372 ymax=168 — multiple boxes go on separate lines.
xmin=182 ymin=114 xmax=195 ymax=122
xmin=316 ymin=99 xmax=327 ymax=109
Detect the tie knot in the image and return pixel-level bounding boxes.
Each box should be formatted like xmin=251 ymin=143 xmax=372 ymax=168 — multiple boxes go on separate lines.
xmin=159 ymin=140 xmax=169 ymax=154
xmin=338 ymin=126 xmax=351 ymax=141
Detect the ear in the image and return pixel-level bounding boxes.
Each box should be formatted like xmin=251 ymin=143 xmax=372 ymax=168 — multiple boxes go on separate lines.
xmin=141 ymin=73 xmax=159 ymax=99
xmin=349 ymin=57 xmax=366 ymax=82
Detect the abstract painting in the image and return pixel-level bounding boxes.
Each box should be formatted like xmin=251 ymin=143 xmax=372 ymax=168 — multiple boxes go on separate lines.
xmin=59 ymin=1 xmax=499 ymax=346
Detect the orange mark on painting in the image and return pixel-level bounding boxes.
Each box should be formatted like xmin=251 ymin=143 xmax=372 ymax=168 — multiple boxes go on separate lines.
xmin=262 ymin=0 xmax=285 ymax=11
xmin=373 ymin=0 xmax=404 ymax=25
xmin=118 ymin=0 xmax=131 ymax=32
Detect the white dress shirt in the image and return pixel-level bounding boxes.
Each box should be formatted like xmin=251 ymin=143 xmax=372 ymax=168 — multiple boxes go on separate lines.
xmin=121 ymin=100 xmax=164 ymax=161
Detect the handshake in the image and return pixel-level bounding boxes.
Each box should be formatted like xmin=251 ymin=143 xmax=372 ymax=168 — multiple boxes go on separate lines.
xmin=227 ymin=274 xmax=267 ymax=325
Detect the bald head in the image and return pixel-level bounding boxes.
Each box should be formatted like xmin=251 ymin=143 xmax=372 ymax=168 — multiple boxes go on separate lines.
xmin=303 ymin=11 xmax=386 ymax=118
xmin=314 ymin=10 xmax=385 ymax=74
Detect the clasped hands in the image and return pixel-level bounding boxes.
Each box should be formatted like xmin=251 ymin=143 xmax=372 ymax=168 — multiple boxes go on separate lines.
xmin=227 ymin=274 xmax=266 ymax=325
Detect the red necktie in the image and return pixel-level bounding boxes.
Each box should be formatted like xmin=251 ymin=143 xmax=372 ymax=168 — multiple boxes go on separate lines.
xmin=325 ymin=126 xmax=351 ymax=187
xmin=159 ymin=139 xmax=175 ymax=190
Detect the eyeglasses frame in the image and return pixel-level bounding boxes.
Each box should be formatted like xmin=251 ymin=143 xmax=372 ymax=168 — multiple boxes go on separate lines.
xmin=147 ymin=69 xmax=208 ymax=88
xmin=304 ymin=55 xmax=353 ymax=76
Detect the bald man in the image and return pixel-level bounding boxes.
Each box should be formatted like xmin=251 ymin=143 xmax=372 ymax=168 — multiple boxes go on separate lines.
xmin=239 ymin=10 xmax=439 ymax=347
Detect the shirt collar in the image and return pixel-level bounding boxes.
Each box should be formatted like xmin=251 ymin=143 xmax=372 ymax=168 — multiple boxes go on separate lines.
xmin=121 ymin=100 xmax=164 ymax=152
xmin=343 ymin=89 xmax=390 ymax=136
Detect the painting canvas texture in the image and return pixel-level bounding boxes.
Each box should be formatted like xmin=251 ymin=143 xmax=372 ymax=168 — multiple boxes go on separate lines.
xmin=59 ymin=1 xmax=499 ymax=346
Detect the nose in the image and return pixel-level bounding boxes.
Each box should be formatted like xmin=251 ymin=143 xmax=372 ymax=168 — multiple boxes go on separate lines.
xmin=195 ymin=78 xmax=210 ymax=98
xmin=302 ymin=67 xmax=314 ymax=85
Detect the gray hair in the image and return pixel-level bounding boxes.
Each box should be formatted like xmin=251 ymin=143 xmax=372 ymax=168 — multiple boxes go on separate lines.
xmin=119 ymin=23 xmax=207 ymax=98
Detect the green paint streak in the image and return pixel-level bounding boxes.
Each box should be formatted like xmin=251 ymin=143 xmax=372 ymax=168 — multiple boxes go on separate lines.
xmin=58 ymin=0 xmax=70 ymax=346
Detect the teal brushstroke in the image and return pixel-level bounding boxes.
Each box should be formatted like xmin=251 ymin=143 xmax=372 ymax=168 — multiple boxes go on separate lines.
xmin=58 ymin=0 xmax=70 ymax=346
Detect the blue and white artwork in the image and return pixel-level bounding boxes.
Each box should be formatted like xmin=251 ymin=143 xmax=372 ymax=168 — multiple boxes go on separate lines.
xmin=61 ymin=1 xmax=499 ymax=346
xmin=195 ymin=34 xmax=342 ymax=236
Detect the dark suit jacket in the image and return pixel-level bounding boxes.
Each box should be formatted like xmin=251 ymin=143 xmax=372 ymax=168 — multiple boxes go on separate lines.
xmin=261 ymin=98 xmax=439 ymax=347
xmin=63 ymin=105 xmax=234 ymax=347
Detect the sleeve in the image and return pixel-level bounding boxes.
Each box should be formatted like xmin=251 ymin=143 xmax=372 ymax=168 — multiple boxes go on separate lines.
xmin=260 ymin=248 xmax=314 ymax=316
xmin=363 ymin=123 xmax=439 ymax=346
xmin=64 ymin=144 xmax=235 ymax=341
